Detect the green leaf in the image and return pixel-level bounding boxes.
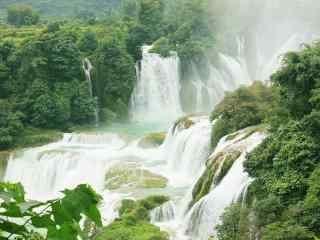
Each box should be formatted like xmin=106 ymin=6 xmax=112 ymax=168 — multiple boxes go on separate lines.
xmin=0 ymin=202 xmax=22 ymax=217
xmin=47 ymin=222 xmax=79 ymax=240
xmin=0 ymin=221 xmax=27 ymax=234
xmin=0 ymin=182 xmax=25 ymax=203
xmin=32 ymin=214 xmax=55 ymax=228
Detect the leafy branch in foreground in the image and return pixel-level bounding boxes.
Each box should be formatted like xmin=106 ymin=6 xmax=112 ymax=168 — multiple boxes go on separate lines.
xmin=0 ymin=183 xmax=102 ymax=240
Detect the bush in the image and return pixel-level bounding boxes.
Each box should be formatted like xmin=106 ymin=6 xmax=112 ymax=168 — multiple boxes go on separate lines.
xmin=210 ymin=82 xmax=276 ymax=149
xmin=261 ymin=222 xmax=313 ymax=240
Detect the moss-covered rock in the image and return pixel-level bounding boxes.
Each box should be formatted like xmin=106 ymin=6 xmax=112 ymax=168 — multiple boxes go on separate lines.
xmin=119 ymin=195 xmax=170 ymax=221
xmin=173 ymin=116 xmax=195 ymax=133
xmin=190 ymin=150 xmax=242 ymax=209
xmin=172 ymin=114 xmax=208 ymax=133
xmin=94 ymin=195 xmax=170 ymax=240
xmin=215 ymin=151 xmax=242 ymax=185
xmin=105 ymin=162 xmax=168 ymax=190
xmin=94 ymin=221 xmax=169 ymax=240
xmin=190 ymin=153 xmax=224 ymax=208
xmin=139 ymin=132 xmax=166 ymax=148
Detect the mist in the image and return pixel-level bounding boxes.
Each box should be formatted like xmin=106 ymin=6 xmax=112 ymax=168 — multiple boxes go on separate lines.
xmin=209 ymin=0 xmax=320 ymax=80
xmin=181 ymin=0 xmax=320 ymax=113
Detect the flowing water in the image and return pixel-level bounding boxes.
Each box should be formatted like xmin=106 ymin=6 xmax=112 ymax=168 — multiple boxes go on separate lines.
xmin=130 ymin=46 xmax=183 ymax=122
xmin=3 ymin=117 xmax=212 ymax=229
xmin=83 ymin=58 xmax=99 ymax=125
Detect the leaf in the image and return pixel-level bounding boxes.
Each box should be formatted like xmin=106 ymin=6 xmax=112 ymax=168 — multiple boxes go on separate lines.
xmin=47 ymin=222 xmax=79 ymax=240
xmin=51 ymin=201 xmax=72 ymax=225
xmin=0 ymin=202 xmax=22 ymax=217
xmin=32 ymin=214 xmax=55 ymax=228
xmin=0 ymin=221 xmax=27 ymax=234
xmin=85 ymin=204 xmax=102 ymax=227
xmin=0 ymin=182 xmax=25 ymax=203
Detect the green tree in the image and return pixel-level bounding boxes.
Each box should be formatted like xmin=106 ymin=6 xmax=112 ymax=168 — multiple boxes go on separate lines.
xmin=78 ymin=31 xmax=99 ymax=53
xmin=210 ymin=82 xmax=276 ymax=149
xmin=94 ymin=37 xmax=135 ymax=119
xmin=271 ymin=43 xmax=320 ymax=119
xmin=71 ymin=81 xmax=96 ymax=124
xmin=138 ymin=0 xmax=165 ymax=42
xmin=7 ymin=4 xmax=40 ymax=26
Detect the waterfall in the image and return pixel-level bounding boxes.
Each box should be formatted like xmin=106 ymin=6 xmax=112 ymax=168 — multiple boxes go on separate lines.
xmin=130 ymin=46 xmax=183 ymax=122
xmin=188 ymin=38 xmax=252 ymax=113
xmin=183 ymin=131 xmax=266 ymax=240
xmin=83 ymin=58 xmax=94 ymax=97
xmin=161 ymin=115 xmax=212 ymax=187
xmin=82 ymin=58 xmax=99 ymax=125
xmin=150 ymin=201 xmax=176 ymax=223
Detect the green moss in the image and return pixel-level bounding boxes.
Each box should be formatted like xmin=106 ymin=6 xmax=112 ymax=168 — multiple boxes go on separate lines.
xmin=138 ymin=195 xmax=170 ymax=211
xmin=105 ymin=163 xmax=168 ymax=190
xmin=215 ymin=151 xmax=242 ymax=185
xmin=95 ymin=195 xmax=170 ymax=240
xmin=119 ymin=195 xmax=169 ymax=221
xmin=190 ymin=151 xmax=242 ymax=208
xmin=139 ymin=132 xmax=166 ymax=148
xmin=94 ymin=221 xmax=169 ymax=240
xmin=226 ymin=132 xmax=240 ymax=141
xmin=190 ymin=153 xmax=225 ymax=208
xmin=172 ymin=115 xmax=197 ymax=133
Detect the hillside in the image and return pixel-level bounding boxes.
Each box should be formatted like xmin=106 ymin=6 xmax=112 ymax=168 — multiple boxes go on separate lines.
xmin=0 ymin=0 xmax=120 ymax=20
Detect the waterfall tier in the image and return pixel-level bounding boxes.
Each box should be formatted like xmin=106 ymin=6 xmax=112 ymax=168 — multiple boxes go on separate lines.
xmin=130 ymin=46 xmax=183 ymax=122
xmin=183 ymin=129 xmax=266 ymax=240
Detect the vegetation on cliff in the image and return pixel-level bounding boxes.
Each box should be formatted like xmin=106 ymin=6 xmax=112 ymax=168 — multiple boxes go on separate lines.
xmin=216 ymin=41 xmax=320 ymax=240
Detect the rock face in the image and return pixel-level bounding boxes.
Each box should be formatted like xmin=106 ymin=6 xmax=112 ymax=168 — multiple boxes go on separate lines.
xmin=105 ymin=162 xmax=168 ymax=191
xmin=138 ymin=132 xmax=166 ymax=149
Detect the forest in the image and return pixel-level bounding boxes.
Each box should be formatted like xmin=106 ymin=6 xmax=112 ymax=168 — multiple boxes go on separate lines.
xmin=0 ymin=0 xmax=319 ymax=240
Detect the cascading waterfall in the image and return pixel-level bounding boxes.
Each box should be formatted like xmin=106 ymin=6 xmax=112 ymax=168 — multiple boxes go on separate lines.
xmin=183 ymin=131 xmax=266 ymax=240
xmin=130 ymin=46 xmax=183 ymax=122
xmin=161 ymin=115 xmax=212 ymax=186
xmin=3 ymin=117 xmax=212 ymax=227
xmin=82 ymin=58 xmax=99 ymax=125
xmin=188 ymin=38 xmax=252 ymax=113
xmin=188 ymin=33 xmax=317 ymax=113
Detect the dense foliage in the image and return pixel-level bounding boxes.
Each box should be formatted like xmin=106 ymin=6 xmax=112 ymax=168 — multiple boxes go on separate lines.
xmin=216 ymin=42 xmax=320 ymax=240
xmin=210 ymin=81 xmax=276 ymax=149
xmin=94 ymin=195 xmax=169 ymax=240
xmin=0 ymin=0 xmax=214 ymax=150
xmin=0 ymin=183 xmax=102 ymax=239
xmin=0 ymin=0 xmax=120 ymax=20
xmin=0 ymin=26 xmax=98 ymax=149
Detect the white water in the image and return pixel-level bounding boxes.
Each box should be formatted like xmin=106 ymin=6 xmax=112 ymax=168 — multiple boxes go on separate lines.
xmin=3 ymin=117 xmax=212 ymax=228
xmin=151 ymin=200 xmax=176 ymax=223
xmin=83 ymin=58 xmax=94 ymax=97
xmin=162 ymin=115 xmax=212 ymax=187
xmin=183 ymin=131 xmax=265 ymax=240
xmin=130 ymin=46 xmax=183 ymax=122
xmin=82 ymin=58 xmax=99 ymax=125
